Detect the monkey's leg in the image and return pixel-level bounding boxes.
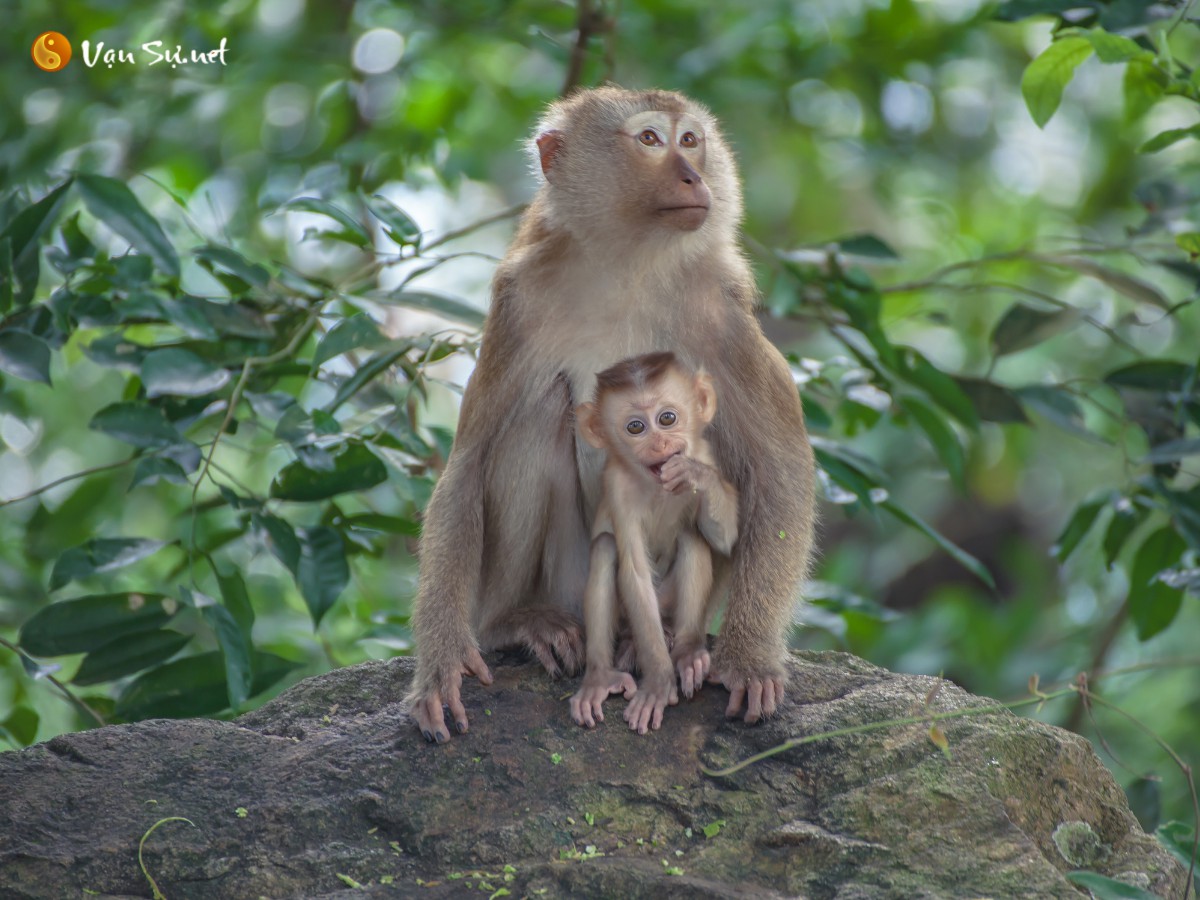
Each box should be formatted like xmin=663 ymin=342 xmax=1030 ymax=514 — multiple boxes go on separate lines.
xmin=668 ymin=530 xmax=713 ymax=700
xmin=570 ymin=534 xmax=636 ymax=728
xmin=619 ymin=555 xmax=678 ymax=735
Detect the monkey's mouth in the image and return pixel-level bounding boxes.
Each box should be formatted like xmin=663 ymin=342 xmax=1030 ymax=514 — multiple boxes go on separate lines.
xmin=657 ymin=205 xmax=710 ymax=231
xmin=647 ymin=454 xmax=678 ymax=481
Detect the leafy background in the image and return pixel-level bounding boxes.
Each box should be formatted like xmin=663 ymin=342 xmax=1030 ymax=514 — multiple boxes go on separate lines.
xmin=1 ymin=0 xmax=1198 ymax=859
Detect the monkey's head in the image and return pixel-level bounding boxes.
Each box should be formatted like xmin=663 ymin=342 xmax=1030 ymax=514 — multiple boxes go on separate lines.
xmin=577 ymin=351 xmax=717 ymax=484
xmin=530 ymin=87 xmax=743 ymax=249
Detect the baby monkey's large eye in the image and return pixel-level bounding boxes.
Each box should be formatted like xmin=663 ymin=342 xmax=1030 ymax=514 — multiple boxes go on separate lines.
xmin=680 ymin=131 xmax=699 ymax=148
xmin=638 ymin=129 xmax=662 ymax=147
xmin=626 ymin=419 xmax=646 ymax=435
xmin=658 ymin=410 xmax=677 ymax=427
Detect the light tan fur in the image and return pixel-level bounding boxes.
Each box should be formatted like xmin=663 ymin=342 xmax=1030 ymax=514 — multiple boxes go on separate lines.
xmin=569 ymin=356 xmax=738 ymax=733
xmin=407 ymin=86 xmax=816 ymax=743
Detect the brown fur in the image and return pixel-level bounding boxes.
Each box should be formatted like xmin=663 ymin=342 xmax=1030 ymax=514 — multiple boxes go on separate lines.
xmin=406 ymin=87 xmax=816 ymax=742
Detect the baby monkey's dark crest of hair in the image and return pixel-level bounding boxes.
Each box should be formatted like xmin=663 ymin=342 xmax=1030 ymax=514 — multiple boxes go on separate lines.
xmin=593 ymin=351 xmax=681 ymax=400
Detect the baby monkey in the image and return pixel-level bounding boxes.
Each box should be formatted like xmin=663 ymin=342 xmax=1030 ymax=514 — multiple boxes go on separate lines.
xmin=569 ymin=352 xmax=739 ymax=734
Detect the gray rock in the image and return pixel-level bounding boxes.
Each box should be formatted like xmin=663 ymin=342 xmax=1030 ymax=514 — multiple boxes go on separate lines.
xmin=0 ymin=651 xmax=1186 ymax=898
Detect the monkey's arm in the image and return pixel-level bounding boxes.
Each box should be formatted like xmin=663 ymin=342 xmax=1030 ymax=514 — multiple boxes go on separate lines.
xmin=709 ymin=324 xmax=816 ymax=724
xmin=406 ymin=286 xmax=528 ymax=743
xmin=659 ymin=455 xmax=739 ymax=555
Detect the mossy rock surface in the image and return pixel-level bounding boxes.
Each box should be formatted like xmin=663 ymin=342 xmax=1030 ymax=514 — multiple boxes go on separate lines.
xmin=0 ymin=651 xmax=1186 ymax=898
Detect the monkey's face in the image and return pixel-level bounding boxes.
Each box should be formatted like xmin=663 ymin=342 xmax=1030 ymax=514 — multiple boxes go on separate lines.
xmin=618 ymin=111 xmax=712 ymax=232
xmin=605 ymin=373 xmax=700 ymax=483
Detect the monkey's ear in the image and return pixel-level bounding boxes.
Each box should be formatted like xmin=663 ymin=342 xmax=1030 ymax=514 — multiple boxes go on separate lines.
xmin=536 ymin=130 xmax=564 ymax=180
xmin=694 ymin=372 xmax=717 ymax=425
xmin=576 ymin=402 xmax=607 ymax=449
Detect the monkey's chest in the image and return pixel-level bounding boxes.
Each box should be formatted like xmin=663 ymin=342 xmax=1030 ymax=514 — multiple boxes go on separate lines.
xmin=642 ymin=496 xmax=699 ymax=581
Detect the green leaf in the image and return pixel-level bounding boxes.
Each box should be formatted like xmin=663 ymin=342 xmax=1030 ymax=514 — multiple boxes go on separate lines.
xmin=77 ymin=174 xmax=180 ymax=279
xmin=340 ymin=512 xmax=422 ymax=537
xmin=115 ymin=651 xmax=298 ymax=720
xmin=84 ymin=333 xmax=150 ymax=371
xmin=375 ymin=289 xmax=485 ymax=327
xmin=835 ymin=234 xmax=898 ymax=259
xmin=49 ymin=538 xmax=169 ymax=590
xmin=954 ymin=378 xmax=1029 ymax=424
xmin=1105 ymin=361 xmax=1195 ymax=392
xmin=1155 ymin=821 xmax=1197 ymax=872
xmin=1015 ymin=385 xmax=1103 ymax=443
xmin=130 ymin=457 xmax=190 ymax=489
xmin=1022 ymin=37 xmax=1093 ymax=128
xmin=72 ymin=629 xmax=191 ymax=686
xmin=254 ymin=513 xmax=301 ymax=574
xmin=0 ymin=330 xmax=52 ymax=384
xmin=280 ymin=197 xmax=370 ymax=247
xmin=141 ymin=347 xmax=232 ymax=398
xmin=0 ymin=237 xmax=12 ymax=313
xmin=90 ymin=401 xmax=186 ymax=449
xmin=1042 ymin=255 xmax=1170 ymax=309
xmin=1141 ymin=125 xmax=1200 ymax=154
xmin=990 ymin=304 xmax=1081 ymax=356
xmin=201 ymin=300 xmax=274 ymax=339
xmin=271 ymin=442 xmax=389 ymax=501
xmin=1084 ymin=28 xmax=1147 ymax=64
xmin=323 ymin=341 xmax=413 ymax=413
xmin=1128 ymin=526 xmax=1186 ymax=640
xmin=1053 ymin=495 xmax=1107 ymax=562
xmin=363 ymin=193 xmax=421 ymax=246
xmin=296 ymin=526 xmax=350 ymax=625
xmin=881 ymin=499 xmax=995 ymax=589
xmin=1065 ymin=871 xmax=1161 ymax=900
xmin=900 ymin=396 xmax=965 ymax=490
xmin=897 ymin=349 xmax=979 ymax=430
xmin=19 ymin=592 xmax=174 ymax=655
xmin=313 ymin=314 xmax=387 ymax=367
xmin=218 ymin=570 xmax=255 ymax=641
xmin=1175 ymin=232 xmax=1200 ymax=256
xmin=0 ymin=180 xmax=72 ymax=306
xmin=193 ymin=245 xmax=270 ymax=289
xmin=181 ymin=587 xmax=253 ymax=711
xmin=1143 ymin=437 xmax=1200 ymax=464
xmin=0 ymin=707 xmax=40 ymax=746
xmin=1124 ymin=57 xmax=1169 ymax=121
xmin=1102 ymin=501 xmax=1147 ymax=568
xmin=0 ymin=180 xmax=72 ymax=263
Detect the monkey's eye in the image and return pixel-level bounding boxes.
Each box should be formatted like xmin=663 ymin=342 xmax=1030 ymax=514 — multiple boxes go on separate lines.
xmin=638 ymin=129 xmax=662 ymax=147
xmin=658 ymin=410 xmax=677 ymax=427
xmin=626 ymin=419 xmax=646 ymax=435
xmin=680 ymin=131 xmax=699 ymax=148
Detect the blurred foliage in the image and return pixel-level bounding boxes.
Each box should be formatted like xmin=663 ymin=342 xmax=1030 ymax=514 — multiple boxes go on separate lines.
xmin=1 ymin=0 xmax=1198 ymax=832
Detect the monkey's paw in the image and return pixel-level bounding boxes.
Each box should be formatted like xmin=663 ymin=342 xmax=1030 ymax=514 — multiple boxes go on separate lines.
xmin=707 ymin=663 xmax=785 ymax=724
xmin=623 ymin=670 xmax=679 ymax=735
xmin=569 ymin=668 xmax=637 ymax=728
xmin=513 ymin=608 xmax=585 ymax=678
xmin=406 ymin=646 xmax=494 ymax=744
xmin=671 ymin=639 xmax=710 ymax=699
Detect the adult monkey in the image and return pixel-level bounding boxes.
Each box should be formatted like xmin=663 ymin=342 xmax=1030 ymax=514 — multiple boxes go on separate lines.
xmin=406 ymin=86 xmax=816 ymax=743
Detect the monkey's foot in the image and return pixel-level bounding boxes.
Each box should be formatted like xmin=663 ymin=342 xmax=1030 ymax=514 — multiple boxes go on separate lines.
xmin=623 ymin=670 xmax=679 ymax=735
xmin=487 ymin=607 xmax=584 ymax=678
xmin=707 ymin=662 xmax=785 ymax=724
xmin=569 ymin=668 xmax=637 ymax=728
xmin=613 ymin=625 xmax=674 ymax=673
xmin=406 ymin=646 xmax=494 ymax=744
xmin=671 ymin=640 xmax=710 ymax=699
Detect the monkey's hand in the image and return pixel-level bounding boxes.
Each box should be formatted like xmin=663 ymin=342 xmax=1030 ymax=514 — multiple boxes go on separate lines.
xmin=569 ymin=667 xmax=637 ymax=728
xmin=407 ymin=646 xmax=494 ymax=744
xmin=707 ymin=659 xmax=785 ymax=724
xmin=671 ymin=636 xmax=710 ymax=699
xmin=659 ymin=454 xmax=715 ymax=495
xmin=623 ymin=668 xmax=679 ymax=735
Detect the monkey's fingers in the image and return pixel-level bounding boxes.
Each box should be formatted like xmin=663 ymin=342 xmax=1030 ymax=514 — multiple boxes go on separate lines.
xmin=528 ymin=641 xmax=563 ymax=678
xmin=615 ymin=672 xmax=638 ymax=699
xmin=724 ymin=682 xmax=747 ymax=720
xmin=462 ymin=647 xmax=494 ymax=685
xmin=744 ymin=679 xmax=765 ymax=724
xmin=569 ymin=694 xmax=597 ymax=728
xmin=760 ymin=677 xmax=784 ymax=718
xmin=413 ymin=692 xmax=451 ymax=744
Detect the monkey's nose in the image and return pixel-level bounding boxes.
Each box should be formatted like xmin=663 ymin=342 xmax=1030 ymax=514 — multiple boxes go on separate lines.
xmin=675 ymin=155 xmax=702 ymax=185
